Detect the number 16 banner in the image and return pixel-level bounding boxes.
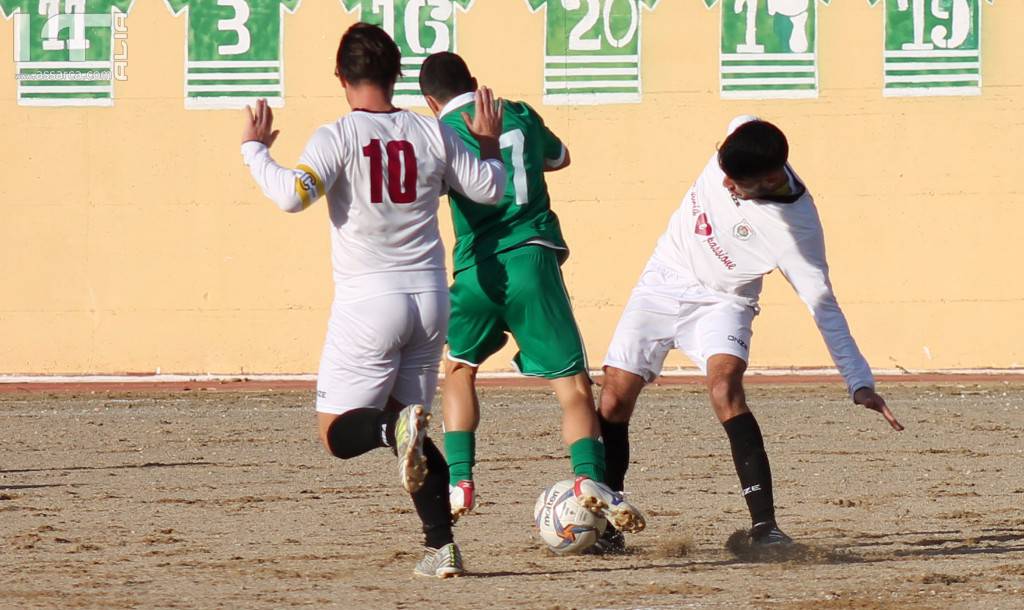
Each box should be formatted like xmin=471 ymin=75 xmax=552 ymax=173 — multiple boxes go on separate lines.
xmin=705 ymin=0 xmax=829 ymax=99
xmin=869 ymin=0 xmax=994 ymax=97
xmin=341 ymin=0 xmax=474 ymax=107
xmin=165 ymin=0 xmax=301 ymax=110
xmin=526 ymin=0 xmax=661 ymax=106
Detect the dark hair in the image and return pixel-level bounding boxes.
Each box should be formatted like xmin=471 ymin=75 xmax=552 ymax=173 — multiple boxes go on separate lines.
xmin=335 ymin=23 xmax=401 ymax=90
xmin=717 ymin=120 xmax=789 ymax=181
xmin=419 ymin=52 xmax=475 ymax=104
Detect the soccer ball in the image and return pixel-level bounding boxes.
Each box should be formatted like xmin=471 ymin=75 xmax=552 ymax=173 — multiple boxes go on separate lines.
xmin=533 ymin=479 xmax=607 ymax=554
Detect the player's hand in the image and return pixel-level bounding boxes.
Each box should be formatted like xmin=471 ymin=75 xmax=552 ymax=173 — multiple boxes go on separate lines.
xmin=462 ymin=86 xmax=503 ymax=141
xmin=853 ymin=388 xmax=904 ymax=431
xmin=243 ymin=98 xmax=280 ymax=148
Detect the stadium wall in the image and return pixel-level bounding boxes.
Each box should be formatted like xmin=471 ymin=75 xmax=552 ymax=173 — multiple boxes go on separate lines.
xmin=1 ymin=1 xmax=1021 ymax=375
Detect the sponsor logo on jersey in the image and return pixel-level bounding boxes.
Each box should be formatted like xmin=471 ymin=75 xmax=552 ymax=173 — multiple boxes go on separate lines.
xmin=733 ymin=221 xmax=754 ymax=241
xmin=694 ymin=213 xmax=713 ymax=237
xmin=707 ymin=236 xmax=737 ymax=270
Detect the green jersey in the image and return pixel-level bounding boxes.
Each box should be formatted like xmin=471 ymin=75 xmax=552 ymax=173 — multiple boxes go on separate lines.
xmin=525 ymin=0 xmax=659 ymax=105
xmin=165 ymin=0 xmax=300 ymax=109
xmin=440 ymin=93 xmax=568 ymax=274
xmin=706 ymin=0 xmax=826 ymax=99
xmin=1 ymin=0 xmax=133 ymax=106
xmin=341 ymin=0 xmax=474 ymax=107
xmin=870 ymin=0 xmax=983 ymax=97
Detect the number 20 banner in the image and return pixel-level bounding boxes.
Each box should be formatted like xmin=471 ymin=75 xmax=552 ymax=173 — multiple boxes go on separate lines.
xmin=705 ymin=0 xmax=830 ymax=100
xmin=869 ymin=0 xmax=994 ymax=97
xmin=165 ymin=0 xmax=301 ymax=110
xmin=526 ymin=0 xmax=661 ymax=106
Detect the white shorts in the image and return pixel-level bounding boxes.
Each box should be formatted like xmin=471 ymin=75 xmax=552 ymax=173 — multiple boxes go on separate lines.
xmin=603 ymin=261 xmax=758 ymax=383
xmin=316 ymin=290 xmax=449 ymax=415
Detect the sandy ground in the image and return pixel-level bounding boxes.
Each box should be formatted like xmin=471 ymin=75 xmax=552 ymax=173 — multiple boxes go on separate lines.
xmin=1 ymin=382 xmax=1022 ymax=609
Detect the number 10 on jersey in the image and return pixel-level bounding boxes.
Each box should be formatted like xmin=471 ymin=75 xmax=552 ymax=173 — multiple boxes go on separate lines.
xmin=362 ymin=139 xmax=418 ymax=204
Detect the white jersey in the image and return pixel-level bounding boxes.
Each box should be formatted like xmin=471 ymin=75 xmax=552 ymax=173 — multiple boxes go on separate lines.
xmin=242 ymin=109 xmax=506 ymax=300
xmin=649 ymin=116 xmax=874 ymax=395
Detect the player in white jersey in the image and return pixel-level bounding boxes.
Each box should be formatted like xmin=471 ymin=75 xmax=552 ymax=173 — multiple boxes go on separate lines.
xmin=239 ymin=23 xmax=507 ymax=578
xmin=595 ymin=116 xmax=904 ymax=552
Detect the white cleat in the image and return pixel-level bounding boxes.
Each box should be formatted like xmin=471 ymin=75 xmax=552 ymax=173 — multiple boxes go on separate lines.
xmin=394 ymin=404 xmax=429 ymax=493
xmin=572 ymin=476 xmax=646 ymax=534
xmin=414 ymin=543 xmax=465 ymax=578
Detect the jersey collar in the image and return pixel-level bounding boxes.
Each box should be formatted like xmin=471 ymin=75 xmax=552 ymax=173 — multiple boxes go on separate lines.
xmin=439 ymin=92 xmax=477 ymax=119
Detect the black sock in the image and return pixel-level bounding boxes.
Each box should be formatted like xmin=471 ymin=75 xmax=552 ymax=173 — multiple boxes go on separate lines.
xmin=324 ymin=408 xmax=390 ymax=459
xmin=598 ymin=413 xmax=630 ymax=493
xmin=411 ymin=437 xmax=454 ymax=549
xmin=722 ymin=412 xmax=775 ymax=526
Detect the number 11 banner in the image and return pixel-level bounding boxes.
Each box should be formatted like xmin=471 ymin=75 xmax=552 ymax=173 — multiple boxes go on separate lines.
xmin=869 ymin=0 xmax=993 ymax=97
xmin=705 ymin=0 xmax=829 ymax=99
xmin=165 ymin=0 xmax=301 ymax=110
xmin=526 ymin=0 xmax=661 ymax=106
xmin=340 ymin=0 xmax=474 ymax=107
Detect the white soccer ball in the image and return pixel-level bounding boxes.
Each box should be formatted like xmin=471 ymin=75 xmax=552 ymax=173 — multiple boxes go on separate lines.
xmin=533 ymin=479 xmax=607 ymax=554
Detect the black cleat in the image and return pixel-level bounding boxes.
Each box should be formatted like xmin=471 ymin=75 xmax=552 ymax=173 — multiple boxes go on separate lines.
xmin=584 ymin=526 xmax=628 ymax=555
xmin=749 ymin=521 xmax=793 ymax=546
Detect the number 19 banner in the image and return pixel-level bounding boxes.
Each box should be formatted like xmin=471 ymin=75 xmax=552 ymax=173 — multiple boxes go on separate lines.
xmin=165 ymin=0 xmax=300 ymax=110
xmin=705 ymin=0 xmax=829 ymax=99
xmin=526 ymin=0 xmax=661 ymax=106
xmin=869 ymin=0 xmax=993 ymax=97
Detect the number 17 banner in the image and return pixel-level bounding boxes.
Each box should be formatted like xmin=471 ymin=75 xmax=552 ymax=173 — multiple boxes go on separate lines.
xmin=705 ymin=0 xmax=829 ymax=99
xmin=869 ymin=0 xmax=994 ymax=97
xmin=165 ymin=0 xmax=301 ymax=110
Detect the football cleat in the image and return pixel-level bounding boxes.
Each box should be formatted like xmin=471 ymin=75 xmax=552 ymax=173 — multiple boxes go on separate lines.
xmin=394 ymin=404 xmax=429 ymax=493
xmin=449 ymin=480 xmax=475 ymax=522
xmin=414 ymin=543 xmax=465 ymax=578
xmin=749 ymin=521 xmax=794 ymax=546
xmin=572 ymin=476 xmax=646 ymax=534
xmin=583 ymin=526 xmax=627 ymax=555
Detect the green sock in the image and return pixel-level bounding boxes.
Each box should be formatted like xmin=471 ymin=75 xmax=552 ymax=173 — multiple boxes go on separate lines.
xmin=569 ymin=437 xmax=606 ymax=483
xmin=444 ymin=430 xmax=475 ymax=486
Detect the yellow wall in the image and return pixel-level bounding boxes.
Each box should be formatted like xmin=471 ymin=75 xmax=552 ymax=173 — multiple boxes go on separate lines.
xmin=1 ymin=1 xmax=1021 ymax=374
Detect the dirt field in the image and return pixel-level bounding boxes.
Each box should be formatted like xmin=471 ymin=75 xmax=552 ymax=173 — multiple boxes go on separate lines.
xmin=2 ymin=382 xmax=1023 ymax=609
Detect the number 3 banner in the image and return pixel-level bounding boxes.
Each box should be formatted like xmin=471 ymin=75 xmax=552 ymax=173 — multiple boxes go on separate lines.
xmin=165 ymin=0 xmax=301 ymax=110
xmin=705 ymin=0 xmax=829 ymax=99
xmin=341 ymin=0 xmax=474 ymax=107
xmin=869 ymin=0 xmax=993 ymax=97
xmin=526 ymin=0 xmax=661 ymax=106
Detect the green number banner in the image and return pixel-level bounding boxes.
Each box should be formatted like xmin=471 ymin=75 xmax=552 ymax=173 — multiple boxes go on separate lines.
xmin=869 ymin=0 xmax=993 ymax=97
xmin=525 ymin=0 xmax=660 ymax=106
xmin=341 ymin=0 xmax=474 ymax=107
xmin=705 ymin=0 xmax=829 ymax=99
xmin=2 ymin=0 xmax=134 ymax=107
xmin=165 ymin=0 xmax=301 ymax=110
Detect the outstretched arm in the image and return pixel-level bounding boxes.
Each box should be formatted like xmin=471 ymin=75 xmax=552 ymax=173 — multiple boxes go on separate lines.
xmin=240 ymin=99 xmax=340 ymax=213
xmin=778 ymin=232 xmax=904 ymax=432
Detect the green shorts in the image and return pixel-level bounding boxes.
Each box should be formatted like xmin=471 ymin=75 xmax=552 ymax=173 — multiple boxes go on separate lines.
xmin=446 ymin=245 xmax=588 ymax=379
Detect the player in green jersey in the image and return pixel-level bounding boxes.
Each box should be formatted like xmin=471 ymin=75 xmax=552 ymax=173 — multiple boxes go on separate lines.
xmin=418 ymin=52 xmax=646 ymax=537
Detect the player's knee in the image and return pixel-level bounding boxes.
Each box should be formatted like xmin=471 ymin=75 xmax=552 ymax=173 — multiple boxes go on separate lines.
xmin=708 ymin=377 xmax=745 ymax=416
xmin=598 ymin=386 xmax=634 ymax=422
